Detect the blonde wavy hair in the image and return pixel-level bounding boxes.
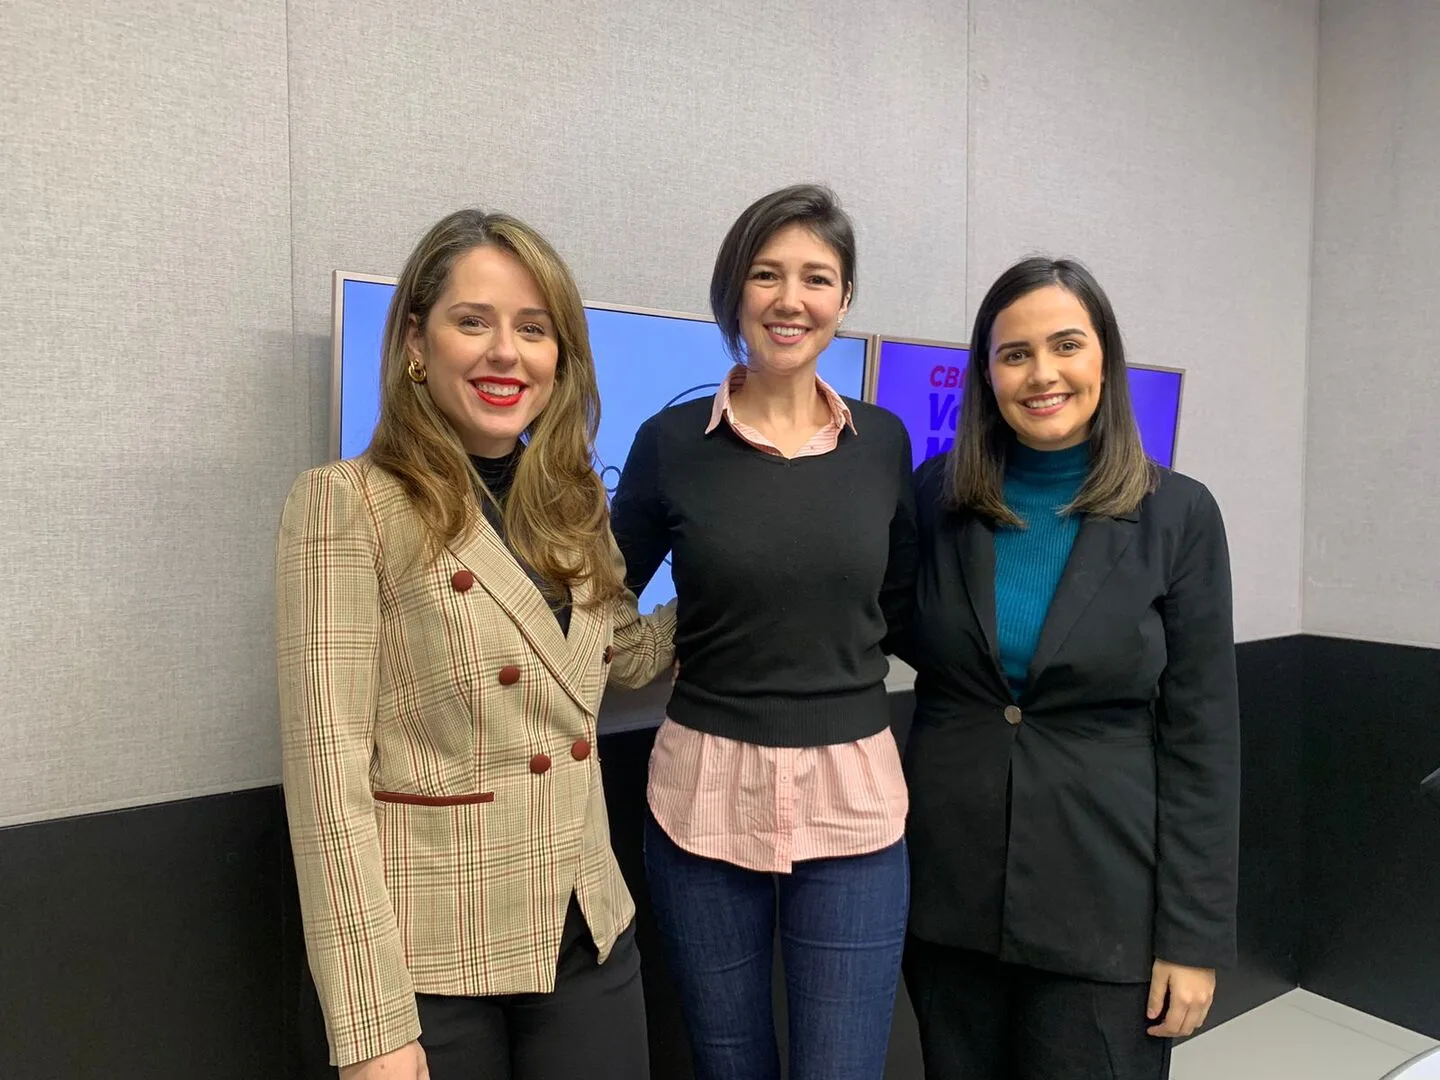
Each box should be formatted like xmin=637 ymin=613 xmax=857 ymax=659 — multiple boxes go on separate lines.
xmin=367 ymin=209 xmax=623 ymax=605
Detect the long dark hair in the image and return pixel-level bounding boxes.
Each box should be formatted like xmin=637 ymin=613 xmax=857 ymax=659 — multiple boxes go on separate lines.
xmin=946 ymin=257 xmax=1157 ymax=525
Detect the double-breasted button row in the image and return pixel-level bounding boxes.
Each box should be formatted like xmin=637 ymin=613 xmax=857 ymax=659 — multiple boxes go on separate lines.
xmin=493 ymin=656 xmax=612 ymax=685
xmin=528 ymin=740 xmax=591 ymax=775
xmin=452 ymin=571 xmax=614 ymax=681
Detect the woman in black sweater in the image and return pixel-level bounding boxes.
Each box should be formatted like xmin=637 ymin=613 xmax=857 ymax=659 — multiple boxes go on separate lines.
xmin=611 ymin=185 xmax=917 ymax=1080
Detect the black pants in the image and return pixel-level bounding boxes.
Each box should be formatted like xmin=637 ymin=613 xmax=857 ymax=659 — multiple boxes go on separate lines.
xmin=903 ymin=936 xmax=1171 ymax=1080
xmin=416 ymin=896 xmax=648 ymax=1080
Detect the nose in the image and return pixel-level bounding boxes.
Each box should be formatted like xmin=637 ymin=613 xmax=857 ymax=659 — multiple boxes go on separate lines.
xmin=487 ymin=322 xmax=521 ymax=367
xmin=774 ymin=277 xmax=804 ymax=315
xmin=1027 ymin=353 xmax=1059 ymax=387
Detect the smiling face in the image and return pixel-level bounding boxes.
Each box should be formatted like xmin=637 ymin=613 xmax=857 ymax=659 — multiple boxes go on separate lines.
xmin=987 ymin=284 xmax=1105 ymax=451
xmin=737 ymin=223 xmax=851 ymax=377
xmin=405 ymin=244 xmax=559 ymax=458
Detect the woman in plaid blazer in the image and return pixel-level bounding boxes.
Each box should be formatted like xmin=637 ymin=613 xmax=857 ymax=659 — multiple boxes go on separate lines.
xmin=276 ymin=210 xmax=675 ymax=1080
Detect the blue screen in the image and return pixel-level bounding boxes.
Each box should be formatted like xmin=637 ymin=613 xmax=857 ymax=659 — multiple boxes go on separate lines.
xmin=1124 ymin=366 xmax=1184 ymax=470
xmin=873 ymin=336 xmax=1184 ymax=470
xmin=338 ymin=280 xmax=397 ymax=460
xmin=335 ymin=278 xmax=868 ymax=611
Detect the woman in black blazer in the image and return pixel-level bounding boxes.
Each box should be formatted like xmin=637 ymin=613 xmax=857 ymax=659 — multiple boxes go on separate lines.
xmin=901 ymin=258 xmax=1240 ymax=1080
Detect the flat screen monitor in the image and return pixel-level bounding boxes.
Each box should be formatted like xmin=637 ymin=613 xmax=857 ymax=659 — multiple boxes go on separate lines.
xmin=870 ymin=336 xmax=1184 ymax=470
xmin=332 ymin=272 xmax=871 ymax=611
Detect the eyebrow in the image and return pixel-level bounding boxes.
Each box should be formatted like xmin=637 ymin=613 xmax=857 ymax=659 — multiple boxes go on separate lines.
xmin=750 ymin=257 xmax=840 ymax=274
xmin=994 ymin=328 xmax=1089 ymax=352
xmin=446 ymin=302 xmax=552 ymax=319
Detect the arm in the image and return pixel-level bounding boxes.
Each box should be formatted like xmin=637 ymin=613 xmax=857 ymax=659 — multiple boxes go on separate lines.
xmin=1153 ymin=484 xmax=1241 ymax=971
xmin=606 ymin=418 xmax=678 ymax=688
xmin=608 ymin=416 xmax=672 ymax=597
xmin=879 ymin=426 xmax=918 ymax=657
xmin=276 ymin=467 xmax=421 ymax=1068
xmin=606 ymin=534 xmax=678 ymax=689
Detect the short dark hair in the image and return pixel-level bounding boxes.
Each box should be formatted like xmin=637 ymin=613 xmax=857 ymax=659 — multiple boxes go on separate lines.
xmin=709 ymin=184 xmax=856 ymax=362
xmin=947 ymin=257 xmax=1158 ymax=524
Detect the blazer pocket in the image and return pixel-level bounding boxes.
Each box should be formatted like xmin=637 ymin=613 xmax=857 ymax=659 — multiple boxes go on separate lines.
xmin=373 ymin=790 xmax=495 ymax=806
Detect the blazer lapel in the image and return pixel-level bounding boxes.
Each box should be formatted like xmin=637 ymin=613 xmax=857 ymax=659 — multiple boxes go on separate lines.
xmin=447 ymin=517 xmax=600 ymax=716
xmin=1024 ymin=510 xmax=1139 ymax=690
xmin=560 ymin=580 xmax=607 ymax=712
xmin=955 ymin=514 xmax=1008 ymax=689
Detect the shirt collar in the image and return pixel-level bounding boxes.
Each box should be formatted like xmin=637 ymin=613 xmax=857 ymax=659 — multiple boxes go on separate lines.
xmin=703 ymin=364 xmax=857 ymax=436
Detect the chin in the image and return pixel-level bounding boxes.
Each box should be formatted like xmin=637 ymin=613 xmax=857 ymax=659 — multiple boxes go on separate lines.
xmin=1012 ymin=425 xmax=1067 ymax=450
xmin=751 ymin=351 xmax=816 ymax=375
xmin=470 ymin=419 xmax=525 ymax=447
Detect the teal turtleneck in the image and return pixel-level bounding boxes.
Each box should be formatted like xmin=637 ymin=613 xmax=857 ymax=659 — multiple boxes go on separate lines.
xmin=993 ymin=440 xmax=1090 ymax=698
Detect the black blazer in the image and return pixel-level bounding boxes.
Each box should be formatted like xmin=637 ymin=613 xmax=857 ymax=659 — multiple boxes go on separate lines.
xmin=901 ymin=455 xmax=1240 ymax=983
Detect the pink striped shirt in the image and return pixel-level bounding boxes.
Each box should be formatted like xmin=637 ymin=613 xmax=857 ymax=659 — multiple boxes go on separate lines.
xmin=646 ymin=365 xmax=909 ymax=873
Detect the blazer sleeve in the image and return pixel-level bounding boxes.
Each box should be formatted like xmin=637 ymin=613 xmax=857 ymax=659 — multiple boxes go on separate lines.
xmin=605 ymin=533 xmax=678 ymax=689
xmin=1153 ymin=483 xmax=1242 ymax=969
xmin=275 ymin=467 xmax=421 ymax=1067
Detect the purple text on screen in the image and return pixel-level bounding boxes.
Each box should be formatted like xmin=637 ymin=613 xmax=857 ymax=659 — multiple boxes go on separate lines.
xmin=873 ymin=339 xmax=1181 ymax=470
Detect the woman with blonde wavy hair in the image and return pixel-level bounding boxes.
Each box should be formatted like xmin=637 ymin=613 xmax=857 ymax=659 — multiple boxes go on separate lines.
xmin=276 ymin=209 xmax=675 ymax=1080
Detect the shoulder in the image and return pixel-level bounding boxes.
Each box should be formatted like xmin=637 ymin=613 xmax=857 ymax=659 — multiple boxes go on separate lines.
xmin=913 ymin=452 xmax=949 ymax=501
xmin=846 ymin=401 xmax=914 ymax=472
xmin=623 ymin=398 xmax=715 ymax=479
xmin=285 ymin=458 xmax=365 ymax=510
xmin=911 ymin=452 xmax=968 ymax=535
xmin=1140 ymin=468 xmax=1226 ymax=539
xmin=281 ymin=457 xmax=410 ymax=537
xmin=291 ymin=456 xmax=408 ymax=504
xmin=643 ymin=396 xmax=714 ymax=437
xmin=627 ymin=397 xmax=715 ymax=463
xmin=846 ymin=399 xmax=908 ymax=444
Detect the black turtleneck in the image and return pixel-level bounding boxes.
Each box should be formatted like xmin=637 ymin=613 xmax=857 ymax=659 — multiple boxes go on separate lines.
xmin=471 ymin=445 xmax=572 ymax=636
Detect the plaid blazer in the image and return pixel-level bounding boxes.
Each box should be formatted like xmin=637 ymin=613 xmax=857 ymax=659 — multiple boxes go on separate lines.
xmin=276 ymin=458 xmax=676 ymax=1067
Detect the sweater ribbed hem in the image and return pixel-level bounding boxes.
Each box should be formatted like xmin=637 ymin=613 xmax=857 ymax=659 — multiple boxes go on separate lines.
xmin=666 ymin=681 xmax=891 ymax=748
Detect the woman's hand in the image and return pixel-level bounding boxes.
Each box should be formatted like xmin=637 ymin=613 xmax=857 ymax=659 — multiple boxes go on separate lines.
xmin=339 ymin=1041 xmax=430 ymax=1080
xmin=1146 ymin=960 xmax=1215 ymax=1038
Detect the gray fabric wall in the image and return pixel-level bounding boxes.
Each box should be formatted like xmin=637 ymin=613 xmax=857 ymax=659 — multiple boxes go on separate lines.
xmin=1 ymin=0 xmax=296 ymax=825
xmin=2 ymin=0 xmax=1324 ymax=825
xmin=1305 ymin=0 xmax=1440 ymax=649
xmin=969 ymin=0 xmax=1318 ymax=645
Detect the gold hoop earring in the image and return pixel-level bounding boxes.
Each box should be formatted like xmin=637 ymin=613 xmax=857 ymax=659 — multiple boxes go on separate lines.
xmin=406 ymin=355 xmax=427 ymax=384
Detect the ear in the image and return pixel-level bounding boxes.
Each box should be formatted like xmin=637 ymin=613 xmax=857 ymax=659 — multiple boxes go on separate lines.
xmin=839 ymin=284 xmax=853 ymax=321
xmin=404 ymin=313 xmax=424 ymax=362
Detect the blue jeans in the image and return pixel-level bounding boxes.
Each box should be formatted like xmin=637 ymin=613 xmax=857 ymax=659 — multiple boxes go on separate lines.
xmin=643 ymin=812 xmax=909 ymax=1080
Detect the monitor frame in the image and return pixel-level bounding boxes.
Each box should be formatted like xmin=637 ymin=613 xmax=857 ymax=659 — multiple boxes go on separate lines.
xmin=869 ymin=332 xmax=1188 ymax=469
xmin=331 ymin=270 xmax=876 ymax=461
xmin=330 ymin=270 xmax=399 ymax=462
xmin=865 ymin=332 xmax=973 ymax=404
